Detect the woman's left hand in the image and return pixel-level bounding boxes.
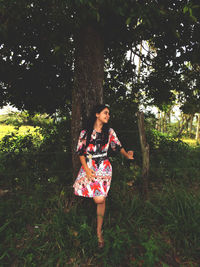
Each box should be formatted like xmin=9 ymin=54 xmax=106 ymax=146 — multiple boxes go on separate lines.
xmin=127 ymin=150 xmax=134 ymax=160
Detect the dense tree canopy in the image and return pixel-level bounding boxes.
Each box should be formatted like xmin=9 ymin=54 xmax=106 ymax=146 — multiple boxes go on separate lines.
xmin=0 ymin=0 xmax=200 ymax=113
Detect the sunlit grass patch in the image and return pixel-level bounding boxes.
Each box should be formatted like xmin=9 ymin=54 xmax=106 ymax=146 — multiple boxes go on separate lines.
xmin=0 ymin=124 xmax=42 ymax=140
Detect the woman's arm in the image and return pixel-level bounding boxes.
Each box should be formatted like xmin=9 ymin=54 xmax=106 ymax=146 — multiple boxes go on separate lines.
xmin=120 ymin=148 xmax=134 ymax=160
xmin=79 ymin=155 xmax=96 ymax=180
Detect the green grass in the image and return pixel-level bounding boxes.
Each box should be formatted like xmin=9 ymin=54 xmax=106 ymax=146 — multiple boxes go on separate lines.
xmin=1 ymin=178 xmax=200 ymax=267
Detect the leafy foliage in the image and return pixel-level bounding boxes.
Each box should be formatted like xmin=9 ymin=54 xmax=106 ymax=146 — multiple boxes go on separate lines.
xmin=0 ymin=118 xmax=71 ymax=190
xmin=1 ymin=1 xmax=200 ymax=113
xmin=148 ymin=129 xmax=200 ymax=183
xmin=0 ymin=111 xmax=53 ymax=126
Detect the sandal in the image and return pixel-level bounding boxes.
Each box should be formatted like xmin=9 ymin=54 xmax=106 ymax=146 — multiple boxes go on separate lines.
xmin=98 ymin=240 xmax=105 ymax=248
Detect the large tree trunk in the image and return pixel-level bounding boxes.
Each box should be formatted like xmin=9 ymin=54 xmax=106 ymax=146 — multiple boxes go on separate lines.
xmin=71 ymin=24 xmax=104 ymax=178
xmin=137 ymin=111 xmax=149 ymax=200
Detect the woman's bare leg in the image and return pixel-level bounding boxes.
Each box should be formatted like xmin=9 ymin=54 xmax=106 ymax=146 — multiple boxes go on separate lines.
xmin=93 ymin=196 xmax=106 ymax=242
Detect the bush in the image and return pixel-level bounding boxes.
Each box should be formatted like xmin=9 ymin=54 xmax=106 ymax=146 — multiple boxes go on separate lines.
xmin=147 ymin=129 xmax=200 ymax=183
xmin=0 ymin=118 xmax=71 ymax=190
xmin=0 ymin=111 xmax=53 ymax=127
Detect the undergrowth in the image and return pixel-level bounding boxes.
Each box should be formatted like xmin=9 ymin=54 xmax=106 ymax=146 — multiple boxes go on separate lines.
xmin=1 ymin=177 xmax=200 ymax=267
xmin=0 ymin=127 xmax=200 ymax=266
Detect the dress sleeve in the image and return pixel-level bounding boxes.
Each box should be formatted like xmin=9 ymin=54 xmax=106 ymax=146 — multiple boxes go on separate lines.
xmin=76 ymin=130 xmax=87 ymax=156
xmin=109 ymin=128 xmax=123 ymax=152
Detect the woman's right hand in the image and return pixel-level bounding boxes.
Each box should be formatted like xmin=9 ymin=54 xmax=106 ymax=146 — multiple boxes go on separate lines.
xmin=85 ymin=168 xmax=96 ymax=181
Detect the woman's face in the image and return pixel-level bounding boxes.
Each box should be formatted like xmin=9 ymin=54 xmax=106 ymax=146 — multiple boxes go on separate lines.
xmin=96 ymin=108 xmax=110 ymax=124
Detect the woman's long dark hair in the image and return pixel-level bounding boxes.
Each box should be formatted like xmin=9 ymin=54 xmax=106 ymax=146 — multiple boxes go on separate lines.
xmin=83 ymin=104 xmax=110 ymax=148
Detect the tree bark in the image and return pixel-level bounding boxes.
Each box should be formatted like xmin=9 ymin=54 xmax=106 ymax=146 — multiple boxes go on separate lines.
xmin=168 ymin=109 xmax=171 ymax=124
xmin=161 ymin=112 xmax=165 ymax=133
xmin=186 ymin=114 xmax=189 ymax=135
xmin=163 ymin=112 xmax=167 ymax=133
xmin=189 ymin=114 xmax=194 ymax=138
xmin=137 ymin=111 xmax=149 ymax=200
xmin=71 ymin=24 xmax=104 ymax=178
xmin=156 ymin=110 xmax=160 ymax=131
xmin=177 ymin=114 xmax=191 ymax=138
xmin=195 ymin=113 xmax=200 ymax=141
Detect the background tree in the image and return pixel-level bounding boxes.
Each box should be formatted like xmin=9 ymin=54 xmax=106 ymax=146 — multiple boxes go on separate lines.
xmin=1 ymin=0 xmax=200 ymax=172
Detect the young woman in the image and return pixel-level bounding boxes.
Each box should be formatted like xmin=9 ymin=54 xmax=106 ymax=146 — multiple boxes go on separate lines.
xmin=73 ymin=104 xmax=134 ymax=248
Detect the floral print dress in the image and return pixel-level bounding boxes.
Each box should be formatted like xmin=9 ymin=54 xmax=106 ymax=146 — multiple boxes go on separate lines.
xmin=73 ymin=128 xmax=122 ymax=198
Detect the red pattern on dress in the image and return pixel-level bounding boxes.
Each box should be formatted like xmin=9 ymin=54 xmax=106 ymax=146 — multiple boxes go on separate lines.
xmin=90 ymin=180 xmax=102 ymax=192
xmin=73 ymin=128 xmax=123 ymax=198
